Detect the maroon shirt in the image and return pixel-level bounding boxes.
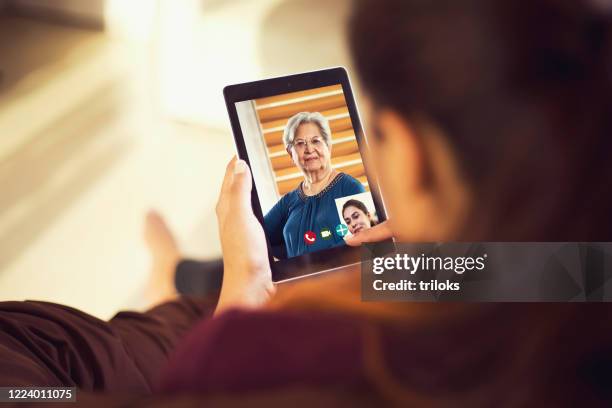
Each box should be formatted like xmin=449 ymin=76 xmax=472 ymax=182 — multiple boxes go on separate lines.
xmin=157 ymin=304 xmax=612 ymax=407
xmin=1 ymin=298 xmax=610 ymax=406
xmin=159 ymin=310 xmax=368 ymax=394
xmin=0 ymin=297 xmax=214 ymax=391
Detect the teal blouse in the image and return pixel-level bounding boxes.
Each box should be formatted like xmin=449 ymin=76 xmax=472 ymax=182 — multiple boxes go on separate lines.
xmin=264 ymin=173 xmax=366 ymax=259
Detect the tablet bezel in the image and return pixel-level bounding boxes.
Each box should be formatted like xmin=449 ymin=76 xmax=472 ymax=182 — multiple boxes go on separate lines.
xmin=223 ymin=67 xmax=389 ymax=282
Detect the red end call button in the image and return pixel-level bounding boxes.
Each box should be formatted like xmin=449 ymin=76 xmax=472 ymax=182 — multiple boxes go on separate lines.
xmin=304 ymin=231 xmax=316 ymax=245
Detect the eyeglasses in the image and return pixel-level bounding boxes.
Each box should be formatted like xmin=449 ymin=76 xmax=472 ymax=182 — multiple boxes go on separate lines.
xmin=290 ymin=137 xmax=325 ymax=151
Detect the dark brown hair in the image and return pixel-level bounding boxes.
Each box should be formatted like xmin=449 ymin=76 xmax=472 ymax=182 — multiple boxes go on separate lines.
xmin=269 ymin=2 xmax=612 ymax=406
xmin=342 ymin=199 xmax=377 ymax=226
xmin=349 ymin=0 xmax=612 ymax=241
xmin=263 ymin=1 xmax=612 ymax=405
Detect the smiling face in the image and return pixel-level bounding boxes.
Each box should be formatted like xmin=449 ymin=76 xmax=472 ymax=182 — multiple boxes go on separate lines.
xmin=343 ymin=205 xmax=372 ymax=234
xmin=289 ymin=122 xmax=332 ymax=173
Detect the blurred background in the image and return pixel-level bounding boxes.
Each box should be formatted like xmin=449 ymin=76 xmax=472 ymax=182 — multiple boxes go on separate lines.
xmin=0 ymin=0 xmax=353 ymax=318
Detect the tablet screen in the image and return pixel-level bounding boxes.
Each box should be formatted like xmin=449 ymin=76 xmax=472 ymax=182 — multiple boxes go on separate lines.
xmin=235 ymin=84 xmax=379 ymax=261
xmin=225 ymin=68 xmax=390 ymax=281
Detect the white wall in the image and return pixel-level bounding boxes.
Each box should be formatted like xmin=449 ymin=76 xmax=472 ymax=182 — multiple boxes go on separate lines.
xmin=236 ymin=100 xmax=280 ymax=214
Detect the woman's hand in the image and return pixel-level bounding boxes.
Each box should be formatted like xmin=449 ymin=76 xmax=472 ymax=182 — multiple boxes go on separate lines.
xmin=344 ymin=221 xmax=393 ymax=246
xmin=215 ymin=157 xmax=275 ymax=313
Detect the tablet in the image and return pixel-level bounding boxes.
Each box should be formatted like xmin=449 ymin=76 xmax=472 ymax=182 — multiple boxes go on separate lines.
xmin=224 ymin=67 xmax=390 ymax=282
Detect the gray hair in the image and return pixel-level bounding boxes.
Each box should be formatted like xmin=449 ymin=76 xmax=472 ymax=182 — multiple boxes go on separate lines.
xmin=283 ymin=112 xmax=332 ymax=149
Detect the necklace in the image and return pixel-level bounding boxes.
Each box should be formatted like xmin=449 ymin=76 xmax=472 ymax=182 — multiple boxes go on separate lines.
xmin=303 ymin=169 xmax=336 ymax=195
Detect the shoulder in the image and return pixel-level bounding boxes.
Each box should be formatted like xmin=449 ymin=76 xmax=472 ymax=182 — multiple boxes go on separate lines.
xmin=159 ymin=309 xmax=364 ymax=393
xmin=282 ymin=188 xmax=302 ymax=209
xmin=337 ymin=173 xmax=366 ymax=194
xmin=269 ymin=190 xmax=299 ymax=213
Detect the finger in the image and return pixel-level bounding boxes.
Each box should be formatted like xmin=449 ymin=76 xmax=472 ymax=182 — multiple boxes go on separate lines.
xmin=220 ymin=156 xmax=238 ymax=198
xmin=345 ymin=221 xmax=393 ymax=246
xmin=216 ymin=156 xmax=237 ymax=217
xmin=230 ymin=159 xmax=253 ymax=209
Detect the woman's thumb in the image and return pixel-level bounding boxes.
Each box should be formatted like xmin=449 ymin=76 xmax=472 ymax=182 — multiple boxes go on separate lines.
xmin=231 ymin=159 xmax=253 ymax=196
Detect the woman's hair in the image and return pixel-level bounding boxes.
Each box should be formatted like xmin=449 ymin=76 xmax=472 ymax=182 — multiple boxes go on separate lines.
xmin=267 ymin=1 xmax=612 ymax=405
xmin=349 ymin=0 xmax=612 ymax=241
xmin=283 ymin=112 xmax=332 ymax=149
xmin=342 ymin=199 xmax=377 ymax=226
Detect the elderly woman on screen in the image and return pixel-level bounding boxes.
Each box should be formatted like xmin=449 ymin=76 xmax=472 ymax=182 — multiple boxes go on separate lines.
xmin=264 ymin=111 xmax=365 ymax=259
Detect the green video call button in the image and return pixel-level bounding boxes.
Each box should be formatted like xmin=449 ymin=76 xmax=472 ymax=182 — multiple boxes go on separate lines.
xmin=320 ymin=227 xmax=332 ymax=240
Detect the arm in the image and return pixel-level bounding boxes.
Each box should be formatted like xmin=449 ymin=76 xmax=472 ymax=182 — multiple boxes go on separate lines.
xmin=263 ymin=197 xmax=288 ymax=260
xmin=341 ymin=174 xmax=366 ymax=195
